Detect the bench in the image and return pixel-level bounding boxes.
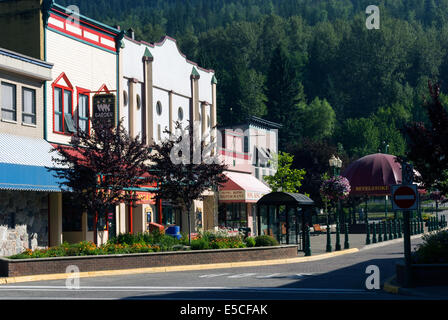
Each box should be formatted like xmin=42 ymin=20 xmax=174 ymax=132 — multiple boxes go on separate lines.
xmin=312 ymin=224 xmax=325 ymax=235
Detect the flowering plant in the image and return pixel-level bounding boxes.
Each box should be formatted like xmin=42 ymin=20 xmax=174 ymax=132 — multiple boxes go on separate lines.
xmin=320 ymin=176 xmax=351 ymax=201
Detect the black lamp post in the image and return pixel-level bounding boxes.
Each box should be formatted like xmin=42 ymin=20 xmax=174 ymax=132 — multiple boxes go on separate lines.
xmin=379 ymin=141 xmax=390 ymax=219
xmin=329 ymin=155 xmax=343 ymax=251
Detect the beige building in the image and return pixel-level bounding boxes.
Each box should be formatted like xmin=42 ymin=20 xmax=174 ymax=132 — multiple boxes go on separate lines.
xmin=0 ymin=47 xmax=64 ymax=256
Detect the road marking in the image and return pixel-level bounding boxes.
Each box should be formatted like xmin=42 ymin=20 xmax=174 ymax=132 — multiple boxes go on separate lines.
xmin=198 ymin=273 xmax=231 ymax=278
xmin=255 ymin=273 xmax=283 ymax=278
xmin=228 ymin=273 xmax=258 ymax=278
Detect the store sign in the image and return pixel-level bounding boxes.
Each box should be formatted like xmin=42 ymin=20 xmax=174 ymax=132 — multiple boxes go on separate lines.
xmin=219 ymin=190 xmax=245 ymax=201
xmin=246 ymin=191 xmax=265 ymax=201
xmin=135 ymin=191 xmax=156 ymax=205
xmin=354 ymin=185 xmax=389 ymax=193
xmin=93 ymin=93 xmax=116 ymax=127
xmin=219 ymin=190 xmax=267 ymax=202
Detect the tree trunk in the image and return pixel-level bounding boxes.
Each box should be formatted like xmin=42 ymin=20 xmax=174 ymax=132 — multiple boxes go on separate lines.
xmin=186 ymin=203 xmax=192 ymax=245
xmin=93 ymin=210 xmax=98 ymax=245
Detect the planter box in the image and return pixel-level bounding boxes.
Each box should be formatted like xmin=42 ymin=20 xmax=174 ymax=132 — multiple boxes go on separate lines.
xmin=0 ymin=245 xmax=299 ymax=278
xmin=396 ymin=262 xmax=448 ymax=286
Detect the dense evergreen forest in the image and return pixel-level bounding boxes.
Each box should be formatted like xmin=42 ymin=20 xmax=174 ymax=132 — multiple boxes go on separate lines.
xmin=59 ymin=0 xmax=448 ymax=160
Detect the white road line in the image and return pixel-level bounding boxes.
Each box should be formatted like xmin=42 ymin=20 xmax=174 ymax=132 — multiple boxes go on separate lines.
xmin=227 ymin=273 xmax=258 ymax=278
xmin=198 ymin=273 xmax=231 ymax=278
xmin=255 ymin=273 xmax=283 ymax=278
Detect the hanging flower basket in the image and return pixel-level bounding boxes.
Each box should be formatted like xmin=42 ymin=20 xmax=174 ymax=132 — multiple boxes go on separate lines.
xmin=320 ymin=176 xmax=351 ymax=201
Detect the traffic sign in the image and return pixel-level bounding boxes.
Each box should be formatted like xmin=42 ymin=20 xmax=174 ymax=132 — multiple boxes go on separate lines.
xmin=391 ymin=184 xmax=418 ymax=210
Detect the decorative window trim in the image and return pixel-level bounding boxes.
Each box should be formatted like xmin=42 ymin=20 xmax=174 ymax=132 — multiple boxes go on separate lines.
xmin=77 ymin=86 xmax=90 ymax=135
xmin=97 ymin=83 xmax=110 ymax=94
xmin=52 ymin=72 xmax=74 ymax=135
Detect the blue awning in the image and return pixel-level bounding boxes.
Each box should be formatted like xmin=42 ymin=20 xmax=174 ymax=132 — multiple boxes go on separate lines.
xmin=0 ymin=133 xmax=64 ymax=192
xmin=0 ymin=163 xmax=62 ymax=192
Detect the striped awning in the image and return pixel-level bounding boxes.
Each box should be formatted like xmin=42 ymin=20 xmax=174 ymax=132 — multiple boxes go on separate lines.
xmin=0 ymin=133 xmax=64 ymax=192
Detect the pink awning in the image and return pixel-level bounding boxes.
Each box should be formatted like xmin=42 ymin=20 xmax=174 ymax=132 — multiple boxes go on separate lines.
xmin=219 ymin=171 xmax=271 ymax=203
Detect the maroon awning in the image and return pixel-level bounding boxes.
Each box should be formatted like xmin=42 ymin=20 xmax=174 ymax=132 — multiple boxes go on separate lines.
xmin=342 ymin=153 xmax=402 ymax=196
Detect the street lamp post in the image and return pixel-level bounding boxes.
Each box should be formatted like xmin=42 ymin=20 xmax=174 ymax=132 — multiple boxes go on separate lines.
xmin=329 ymin=155 xmax=343 ymax=251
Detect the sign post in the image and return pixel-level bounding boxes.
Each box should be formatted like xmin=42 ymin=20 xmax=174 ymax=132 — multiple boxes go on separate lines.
xmin=392 ymin=162 xmax=415 ymax=288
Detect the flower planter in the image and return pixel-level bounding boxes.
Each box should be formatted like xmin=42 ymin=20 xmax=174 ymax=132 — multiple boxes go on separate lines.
xmin=0 ymin=245 xmax=299 ymax=278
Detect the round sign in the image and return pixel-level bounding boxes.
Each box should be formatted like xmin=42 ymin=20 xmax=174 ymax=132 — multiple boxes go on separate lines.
xmin=393 ymin=186 xmax=417 ymax=209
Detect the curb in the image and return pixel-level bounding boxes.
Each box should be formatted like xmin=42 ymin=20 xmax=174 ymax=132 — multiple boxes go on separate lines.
xmin=383 ymin=276 xmax=401 ymax=294
xmin=0 ymin=248 xmax=359 ymax=285
xmin=360 ymin=233 xmax=424 ymax=251
xmin=383 ymin=276 xmax=448 ymax=299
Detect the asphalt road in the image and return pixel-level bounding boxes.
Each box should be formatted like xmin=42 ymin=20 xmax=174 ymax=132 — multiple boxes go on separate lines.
xmin=0 ymin=237 xmax=430 ymax=301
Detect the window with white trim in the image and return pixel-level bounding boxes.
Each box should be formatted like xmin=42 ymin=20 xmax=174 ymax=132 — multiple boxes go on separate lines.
xmin=22 ymin=87 xmax=36 ymax=125
xmin=1 ymin=82 xmax=17 ymax=122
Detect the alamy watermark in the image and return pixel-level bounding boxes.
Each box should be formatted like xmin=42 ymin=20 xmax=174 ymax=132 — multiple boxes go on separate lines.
xmin=365 ymin=265 xmax=380 ymax=290
xmin=65 ymin=265 xmax=80 ymax=289
xmin=366 ymin=5 xmax=380 ymax=30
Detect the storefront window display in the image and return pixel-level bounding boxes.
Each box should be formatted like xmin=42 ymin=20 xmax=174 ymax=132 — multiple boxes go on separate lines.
xmin=218 ymin=203 xmax=247 ymax=229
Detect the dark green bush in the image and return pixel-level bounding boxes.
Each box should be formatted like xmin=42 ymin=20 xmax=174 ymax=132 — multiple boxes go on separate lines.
xmin=413 ymin=230 xmax=448 ymax=264
xmin=190 ymin=238 xmax=210 ymax=250
xmin=254 ymin=235 xmax=279 ymax=247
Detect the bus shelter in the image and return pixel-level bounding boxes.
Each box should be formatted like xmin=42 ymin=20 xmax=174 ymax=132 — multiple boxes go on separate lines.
xmin=256 ymin=192 xmax=315 ymax=250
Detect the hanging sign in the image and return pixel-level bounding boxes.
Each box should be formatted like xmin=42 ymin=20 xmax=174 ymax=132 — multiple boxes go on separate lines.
xmin=93 ymin=93 xmax=116 ymax=127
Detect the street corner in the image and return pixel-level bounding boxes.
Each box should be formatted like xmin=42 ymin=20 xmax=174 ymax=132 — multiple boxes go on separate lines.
xmin=383 ymin=276 xmax=400 ymax=294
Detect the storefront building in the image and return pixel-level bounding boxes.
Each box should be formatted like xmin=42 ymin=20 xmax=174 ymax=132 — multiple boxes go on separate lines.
xmin=217 ymin=124 xmax=274 ymax=235
xmin=0 ymin=46 xmax=64 ymax=256
xmin=120 ymin=32 xmax=218 ymax=234
xmin=0 ymin=0 xmax=126 ymax=245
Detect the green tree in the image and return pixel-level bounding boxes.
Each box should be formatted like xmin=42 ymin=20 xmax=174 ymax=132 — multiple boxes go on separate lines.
xmin=263 ymin=152 xmax=306 ymax=193
xmin=297 ymin=97 xmax=336 ymax=141
xmin=265 ymin=44 xmax=306 ymax=149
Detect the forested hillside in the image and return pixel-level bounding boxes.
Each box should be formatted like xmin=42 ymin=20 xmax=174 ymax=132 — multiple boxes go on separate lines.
xmin=58 ymin=0 xmax=448 ymax=159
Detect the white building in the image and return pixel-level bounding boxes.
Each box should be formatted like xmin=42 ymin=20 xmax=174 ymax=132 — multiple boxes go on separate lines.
xmin=119 ymin=32 xmax=218 ymax=234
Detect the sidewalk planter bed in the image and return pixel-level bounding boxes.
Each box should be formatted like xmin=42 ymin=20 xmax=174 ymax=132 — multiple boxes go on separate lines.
xmin=0 ymin=245 xmax=299 ymax=277
xmin=396 ymin=229 xmax=448 ymax=287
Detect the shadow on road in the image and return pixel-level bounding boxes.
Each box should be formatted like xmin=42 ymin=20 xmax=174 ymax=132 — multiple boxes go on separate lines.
xmin=121 ymin=257 xmax=407 ymax=301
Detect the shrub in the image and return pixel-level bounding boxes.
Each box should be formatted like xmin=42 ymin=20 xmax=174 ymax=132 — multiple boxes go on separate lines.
xmin=210 ymin=237 xmax=245 ymax=249
xmin=413 ymin=230 xmax=448 ymax=264
xmin=244 ymin=237 xmax=256 ymax=248
xmin=254 ymin=235 xmax=279 ymax=247
xmin=190 ymin=238 xmax=210 ymax=250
